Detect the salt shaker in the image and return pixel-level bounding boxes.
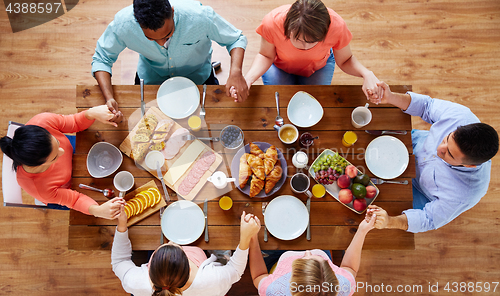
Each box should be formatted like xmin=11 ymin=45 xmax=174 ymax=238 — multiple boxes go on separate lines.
xmin=292 ymin=151 xmax=308 ymax=169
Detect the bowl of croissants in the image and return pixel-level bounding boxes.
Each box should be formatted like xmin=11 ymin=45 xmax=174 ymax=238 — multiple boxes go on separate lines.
xmin=231 ymin=142 xmax=287 ymax=198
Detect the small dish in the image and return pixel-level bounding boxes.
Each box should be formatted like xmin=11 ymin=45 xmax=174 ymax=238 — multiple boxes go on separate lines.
xmin=86 ymin=142 xmax=123 ymax=178
xmin=365 ymin=136 xmax=409 ymax=179
xmin=220 ymin=125 xmax=244 ymax=149
xmin=287 ymin=91 xmax=324 ymax=128
xmin=157 ymin=77 xmax=200 ymax=119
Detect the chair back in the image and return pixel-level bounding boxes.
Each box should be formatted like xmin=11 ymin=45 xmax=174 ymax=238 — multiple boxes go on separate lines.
xmin=2 ymin=121 xmax=47 ymax=208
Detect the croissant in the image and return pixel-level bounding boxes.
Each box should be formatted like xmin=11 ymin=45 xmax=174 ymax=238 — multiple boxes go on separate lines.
xmin=247 ymin=154 xmax=265 ymax=180
xmin=238 ymin=153 xmax=252 ymax=188
xmin=264 ymin=145 xmax=278 ymax=175
xmin=249 ymin=176 xmax=265 ymax=198
xmin=265 ymin=160 xmax=283 ymax=194
xmin=249 ymin=142 xmax=264 ymax=157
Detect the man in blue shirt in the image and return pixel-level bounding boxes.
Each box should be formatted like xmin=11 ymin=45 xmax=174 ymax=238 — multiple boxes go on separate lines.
xmin=92 ymin=0 xmax=249 ymax=123
xmin=366 ymin=82 xmax=498 ymax=233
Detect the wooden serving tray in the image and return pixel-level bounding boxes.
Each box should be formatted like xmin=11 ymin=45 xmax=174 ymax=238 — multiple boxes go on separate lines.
xmin=119 ymin=107 xmax=222 ymax=201
xmin=126 ymin=180 xmax=166 ymax=227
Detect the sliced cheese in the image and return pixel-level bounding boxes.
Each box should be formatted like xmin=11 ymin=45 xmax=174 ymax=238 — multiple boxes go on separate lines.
xmin=164 ymin=140 xmax=205 ymax=185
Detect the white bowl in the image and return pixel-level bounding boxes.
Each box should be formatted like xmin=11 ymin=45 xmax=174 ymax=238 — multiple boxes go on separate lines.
xmin=156 ymin=77 xmax=200 ymax=119
xmin=287 ymin=91 xmax=324 ymax=128
xmin=86 ymin=142 xmax=123 ymax=178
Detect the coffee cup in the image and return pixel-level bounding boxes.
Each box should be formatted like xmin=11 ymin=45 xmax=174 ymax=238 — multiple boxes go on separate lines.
xmin=113 ymin=171 xmax=135 ymax=198
xmin=351 ymin=103 xmax=372 ymax=128
xmin=278 ymin=124 xmax=299 ymax=144
xmin=290 ymin=173 xmax=312 ymax=198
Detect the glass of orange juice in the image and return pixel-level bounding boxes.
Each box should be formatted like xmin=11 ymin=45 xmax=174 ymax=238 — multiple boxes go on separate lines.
xmin=219 ymin=196 xmax=233 ymax=210
xmin=312 ymin=184 xmax=326 ymax=198
xmin=342 ymin=131 xmax=357 ymax=147
xmin=188 ymin=115 xmax=202 ymax=132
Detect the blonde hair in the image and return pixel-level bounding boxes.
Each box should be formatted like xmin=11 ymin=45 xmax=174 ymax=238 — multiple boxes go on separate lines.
xmin=290 ymin=258 xmax=339 ymax=296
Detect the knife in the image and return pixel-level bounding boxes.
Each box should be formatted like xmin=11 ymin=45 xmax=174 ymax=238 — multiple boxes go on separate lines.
xmin=200 ymin=84 xmax=207 ymax=120
xmin=306 ymin=197 xmax=311 ymax=241
xmin=140 ymin=78 xmax=145 ymax=117
xmin=365 ymin=130 xmax=407 ymax=135
xmin=204 ymin=199 xmax=209 ymax=242
xmin=156 ymin=161 xmax=170 ymax=203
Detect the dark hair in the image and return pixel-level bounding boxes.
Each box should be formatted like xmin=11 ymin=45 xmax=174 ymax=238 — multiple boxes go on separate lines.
xmin=0 ymin=125 xmax=53 ymax=172
xmin=133 ymin=0 xmax=173 ymax=31
xmin=284 ymin=0 xmax=331 ymax=43
xmin=149 ymin=244 xmax=190 ymax=296
xmin=453 ymin=123 xmax=499 ymax=165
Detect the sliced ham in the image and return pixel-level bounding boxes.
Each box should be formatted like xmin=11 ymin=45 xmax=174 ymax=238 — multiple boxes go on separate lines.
xmin=162 ymin=128 xmax=190 ymax=159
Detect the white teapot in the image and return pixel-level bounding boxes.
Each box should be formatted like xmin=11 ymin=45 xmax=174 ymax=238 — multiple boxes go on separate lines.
xmin=207 ymin=171 xmax=235 ymax=189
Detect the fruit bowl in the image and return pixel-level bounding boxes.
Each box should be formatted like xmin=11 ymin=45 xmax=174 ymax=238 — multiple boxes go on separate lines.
xmin=220 ymin=125 xmax=244 ymax=149
xmin=308 ymin=149 xmax=379 ymax=214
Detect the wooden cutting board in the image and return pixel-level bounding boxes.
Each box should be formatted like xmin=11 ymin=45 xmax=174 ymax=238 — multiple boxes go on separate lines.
xmin=119 ymin=107 xmax=222 ymax=201
xmin=126 ymin=180 xmax=166 ymax=227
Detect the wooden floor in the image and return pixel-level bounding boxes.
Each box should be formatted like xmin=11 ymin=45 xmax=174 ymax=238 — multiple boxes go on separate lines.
xmin=0 ymin=0 xmax=499 ymax=295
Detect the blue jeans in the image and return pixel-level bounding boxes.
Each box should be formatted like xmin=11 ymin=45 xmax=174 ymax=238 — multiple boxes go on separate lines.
xmin=410 ymin=129 xmax=431 ymax=209
xmin=412 ymin=183 xmax=430 ymax=210
xmin=262 ymin=49 xmax=335 ymax=85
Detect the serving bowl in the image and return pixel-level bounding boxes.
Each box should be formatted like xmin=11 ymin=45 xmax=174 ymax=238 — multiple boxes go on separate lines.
xmin=86 ymin=142 xmax=123 ymax=178
xmin=287 ymin=91 xmax=324 ymax=128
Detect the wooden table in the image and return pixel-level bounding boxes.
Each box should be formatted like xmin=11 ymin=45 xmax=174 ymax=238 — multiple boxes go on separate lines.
xmin=69 ymin=85 xmax=415 ymax=251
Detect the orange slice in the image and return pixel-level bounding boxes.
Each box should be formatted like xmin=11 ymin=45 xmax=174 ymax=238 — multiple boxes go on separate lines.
xmin=148 ymin=187 xmax=161 ymax=205
xmin=126 ymin=201 xmax=136 ymax=217
xmin=143 ymin=191 xmax=156 ymax=207
xmin=135 ymin=193 xmax=149 ymax=209
xmin=136 ymin=196 xmax=147 ymax=214
xmin=140 ymin=190 xmax=155 ymax=208
xmin=124 ymin=205 xmax=131 ymax=219
xmin=129 ymin=199 xmax=142 ymax=215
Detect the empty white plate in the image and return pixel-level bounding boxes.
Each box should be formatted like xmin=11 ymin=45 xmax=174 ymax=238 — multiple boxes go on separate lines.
xmin=264 ymin=195 xmax=309 ymax=240
xmin=365 ymin=136 xmax=409 ymax=179
xmin=161 ymin=200 xmax=205 ymax=245
xmin=287 ymin=91 xmax=324 ymax=127
xmin=157 ymin=77 xmax=200 ymax=119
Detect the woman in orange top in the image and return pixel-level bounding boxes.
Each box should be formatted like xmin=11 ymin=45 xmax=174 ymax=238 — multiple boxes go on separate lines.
xmin=0 ymin=105 xmax=125 ymax=219
xmin=244 ymin=0 xmax=382 ymax=101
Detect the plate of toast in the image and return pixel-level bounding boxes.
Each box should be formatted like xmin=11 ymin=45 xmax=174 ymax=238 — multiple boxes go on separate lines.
xmin=231 ymin=142 xmax=287 ymax=198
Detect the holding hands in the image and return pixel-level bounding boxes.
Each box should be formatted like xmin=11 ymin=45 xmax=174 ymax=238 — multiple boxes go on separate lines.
xmin=240 ymin=211 xmax=261 ymax=250
xmin=90 ymin=196 xmax=126 ymax=220
xmin=86 ymin=104 xmax=122 ymax=127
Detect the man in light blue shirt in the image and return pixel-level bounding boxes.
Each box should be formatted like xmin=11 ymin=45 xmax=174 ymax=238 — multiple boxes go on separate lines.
xmin=366 ymin=82 xmax=498 ymax=233
xmin=92 ymin=0 xmax=249 ymax=123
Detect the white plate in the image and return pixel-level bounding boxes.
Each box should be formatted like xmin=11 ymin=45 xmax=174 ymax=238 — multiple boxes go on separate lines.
xmin=264 ymin=195 xmax=309 ymax=240
xmin=157 ymin=77 xmax=200 ymax=119
xmin=145 ymin=151 xmax=165 ymax=170
xmin=365 ymin=136 xmax=409 ymax=179
xmin=287 ymin=91 xmax=324 ymax=127
xmin=161 ymin=200 xmax=205 ymax=245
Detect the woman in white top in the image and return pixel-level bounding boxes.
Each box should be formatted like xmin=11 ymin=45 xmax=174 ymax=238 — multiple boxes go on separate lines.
xmin=111 ymin=207 xmax=261 ymax=296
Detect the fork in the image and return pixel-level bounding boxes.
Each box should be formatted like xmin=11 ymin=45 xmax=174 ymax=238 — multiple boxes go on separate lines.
xmin=370 ymin=178 xmax=408 ymax=185
xmin=262 ymin=202 xmax=268 ymax=242
xmin=200 ymin=84 xmax=207 ymax=119
xmin=182 ymin=134 xmax=219 ymax=141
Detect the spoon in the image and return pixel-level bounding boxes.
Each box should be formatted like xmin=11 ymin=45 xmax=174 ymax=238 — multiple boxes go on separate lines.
xmin=273 ymin=92 xmax=284 ymax=131
xmin=79 ymin=184 xmax=115 ymax=198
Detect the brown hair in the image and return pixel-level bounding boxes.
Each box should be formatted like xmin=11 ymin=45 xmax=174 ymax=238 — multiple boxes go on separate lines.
xmin=290 ymin=258 xmax=339 ymax=296
xmin=149 ymin=244 xmax=190 ymax=296
xmin=284 ymin=0 xmax=331 ymax=43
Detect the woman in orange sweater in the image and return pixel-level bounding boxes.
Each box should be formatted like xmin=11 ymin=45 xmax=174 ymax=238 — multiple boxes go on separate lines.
xmin=0 ymin=105 xmax=125 ymax=219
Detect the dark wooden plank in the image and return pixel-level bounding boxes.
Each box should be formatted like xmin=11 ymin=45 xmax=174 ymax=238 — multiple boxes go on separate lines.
xmin=76 ymin=85 xmax=412 ymax=109
xmin=71 ymin=177 xmax=413 ymax=203
xmin=69 ymin=200 xmax=413 ymax=226
xmin=68 ymin=225 xmax=414 ymax=251
xmin=75 ymin=129 xmax=413 ymax=155
xmin=79 ymin=106 xmax=411 ymax=131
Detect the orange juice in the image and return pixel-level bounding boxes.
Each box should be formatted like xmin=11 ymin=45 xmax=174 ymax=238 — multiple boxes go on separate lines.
xmin=342 ymin=131 xmax=357 ymax=147
xmin=219 ymin=196 xmax=233 ymax=210
xmin=312 ymin=184 xmax=326 ymax=198
xmin=188 ymin=115 xmax=202 ymax=132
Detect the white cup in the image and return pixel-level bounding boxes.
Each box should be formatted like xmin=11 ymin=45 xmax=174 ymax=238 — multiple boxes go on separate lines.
xmin=351 ymin=103 xmax=372 ymax=128
xmin=113 ymin=171 xmax=135 ymax=198
xmin=278 ymin=124 xmax=299 ymax=144
xmin=290 ymin=173 xmax=312 ymax=198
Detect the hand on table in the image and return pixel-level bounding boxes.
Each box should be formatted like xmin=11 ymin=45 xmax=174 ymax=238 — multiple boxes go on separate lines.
xmin=367 ymin=81 xmax=393 ymax=105
xmin=366 ymin=205 xmax=389 ymax=229
xmin=359 ymin=209 xmax=376 ymax=233
xmin=105 ymin=99 xmax=124 ymax=124
xmin=226 ymin=73 xmax=249 ymax=102
xmin=362 ymin=71 xmax=382 ymax=102
xmin=86 ymin=104 xmax=121 ymax=127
